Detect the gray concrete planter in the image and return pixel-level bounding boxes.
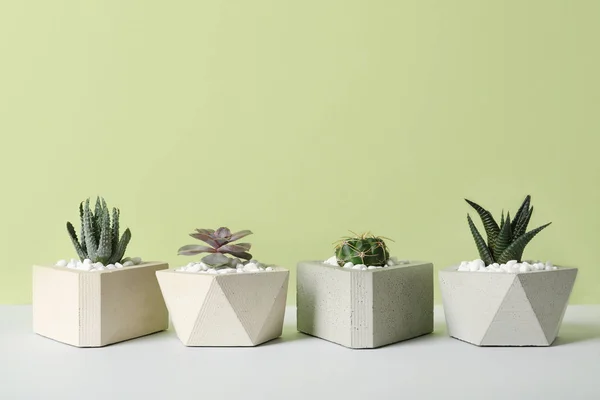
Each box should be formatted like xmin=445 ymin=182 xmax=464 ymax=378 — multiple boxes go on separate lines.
xmin=32 ymin=262 xmax=169 ymax=347
xmin=439 ymin=265 xmax=578 ymax=346
xmin=156 ymin=268 xmax=289 ymax=346
xmin=296 ymin=261 xmax=434 ymax=349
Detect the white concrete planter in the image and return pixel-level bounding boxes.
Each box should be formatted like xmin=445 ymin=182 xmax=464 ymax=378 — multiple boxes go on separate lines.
xmin=156 ymin=268 xmax=289 ymax=346
xmin=32 ymin=262 xmax=169 ymax=347
xmin=439 ymin=265 xmax=578 ymax=346
xmin=296 ymin=261 xmax=434 ymax=349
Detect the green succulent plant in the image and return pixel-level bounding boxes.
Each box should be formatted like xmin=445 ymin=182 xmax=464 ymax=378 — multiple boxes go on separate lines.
xmin=466 ymin=195 xmax=551 ymax=265
xmin=334 ymin=231 xmax=391 ymax=267
xmin=66 ymin=197 xmax=131 ymax=264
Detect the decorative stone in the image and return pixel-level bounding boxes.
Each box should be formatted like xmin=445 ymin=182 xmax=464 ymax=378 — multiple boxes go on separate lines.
xmin=32 ymin=262 xmax=169 ymax=347
xmin=439 ymin=265 xmax=578 ymax=346
xmin=156 ymin=267 xmax=289 ymax=347
xmin=296 ymin=260 xmax=434 ymax=349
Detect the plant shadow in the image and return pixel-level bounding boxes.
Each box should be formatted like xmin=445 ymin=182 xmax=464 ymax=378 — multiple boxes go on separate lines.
xmin=553 ymin=323 xmax=600 ymax=346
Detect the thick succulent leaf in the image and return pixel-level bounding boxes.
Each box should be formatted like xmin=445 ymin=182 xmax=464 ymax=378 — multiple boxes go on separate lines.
xmin=500 ymin=210 xmax=505 ymax=229
xmin=83 ymin=198 xmax=98 ymax=261
xmin=202 ymin=253 xmax=231 ymax=267
xmin=465 ymin=199 xmax=500 ymax=249
xmin=215 ymin=227 xmax=232 ymax=238
xmin=511 ymin=195 xmax=531 ymax=232
xmin=189 ymin=232 xmax=220 ymax=248
xmin=108 ymin=228 xmax=131 ymax=264
xmin=223 ymin=251 xmax=253 ymax=260
xmin=79 ymin=202 xmax=87 ymax=253
xmin=111 ymin=208 xmax=120 ymax=254
xmin=497 ymin=222 xmax=552 ymax=264
xmin=177 ymin=244 xmax=215 ymax=256
xmin=467 ymin=215 xmax=494 ymax=265
xmin=195 ymin=228 xmax=215 ymax=235
xmin=514 ymin=206 xmax=533 ymax=238
xmin=493 ymin=213 xmax=512 ymax=261
xmin=219 ymin=243 xmax=252 ymax=253
xmin=230 ymin=230 xmax=253 ymax=242
xmin=67 ymin=222 xmax=87 ymax=260
xmin=96 ymin=207 xmax=112 ymax=263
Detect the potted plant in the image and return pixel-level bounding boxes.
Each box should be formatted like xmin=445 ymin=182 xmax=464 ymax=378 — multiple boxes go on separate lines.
xmin=156 ymin=227 xmax=289 ymax=347
xmin=297 ymin=231 xmax=433 ymax=349
xmin=32 ymin=197 xmax=169 ymax=347
xmin=439 ymin=195 xmax=578 ymax=346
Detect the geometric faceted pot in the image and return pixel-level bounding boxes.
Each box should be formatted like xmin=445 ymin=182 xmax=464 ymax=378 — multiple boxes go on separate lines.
xmin=32 ymin=262 xmax=169 ymax=347
xmin=296 ymin=261 xmax=434 ymax=349
xmin=439 ymin=265 xmax=577 ymax=346
xmin=155 ymin=268 xmax=289 ymax=347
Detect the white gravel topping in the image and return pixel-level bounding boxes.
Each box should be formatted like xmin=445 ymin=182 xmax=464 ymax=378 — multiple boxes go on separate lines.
xmin=175 ymin=259 xmax=276 ymax=274
xmin=55 ymin=257 xmax=142 ymax=271
xmin=324 ymin=255 xmax=409 ymax=270
xmin=457 ymin=259 xmax=558 ymax=273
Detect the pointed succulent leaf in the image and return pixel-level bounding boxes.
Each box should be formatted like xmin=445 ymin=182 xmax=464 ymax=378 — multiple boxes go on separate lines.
xmin=497 ymin=222 xmax=552 ymax=264
xmin=230 ymin=230 xmax=253 ymax=242
xmin=201 ymin=253 xmax=231 ymax=267
xmin=111 ymin=208 xmax=120 ymax=254
xmin=514 ymin=206 xmax=533 ymax=238
xmin=493 ymin=212 xmax=512 ymax=261
xmin=511 ymin=195 xmax=531 ymax=232
xmin=83 ymin=198 xmax=98 ymax=261
xmin=465 ymin=199 xmax=500 ymax=248
xmin=467 ymin=214 xmax=494 ymax=266
xmin=195 ymin=229 xmax=215 ymax=235
xmin=189 ymin=232 xmax=220 ymax=248
xmin=108 ymin=228 xmax=131 ymax=264
xmin=67 ymin=222 xmax=87 ymax=260
xmin=177 ymin=244 xmax=216 ymax=256
xmin=79 ymin=202 xmax=87 ymax=253
xmin=96 ymin=207 xmax=112 ymax=263
xmin=500 ymin=210 xmax=505 ymax=229
xmin=218 ymin=243 xmax=252 ymax=253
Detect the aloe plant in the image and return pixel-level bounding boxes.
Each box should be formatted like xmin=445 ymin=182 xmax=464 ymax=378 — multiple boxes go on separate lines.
xmin=178 ymin=227 xmax=253 ymax=267
xmin=66 ymin=197 xmax=131 ymax=264
xmin=466 ymin=195 xmax=551 ymax=265
xmin=334 ymin=231 xmax=391 ymax=267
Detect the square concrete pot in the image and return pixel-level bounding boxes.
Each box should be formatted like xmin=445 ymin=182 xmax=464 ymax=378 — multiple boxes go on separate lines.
xmin=32 ymin=262 xmax=169 ymax=347
xmin=439 ymin=265 xmax=578 ymax=346
xmin=156 ymin=268 xmax=289 ymax=346
xmin=296 ymin=261 xmax=434 ymax=349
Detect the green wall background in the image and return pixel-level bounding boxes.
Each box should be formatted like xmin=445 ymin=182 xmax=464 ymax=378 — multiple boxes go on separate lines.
xmin=1 ymin=1 xmax=598 ymax=305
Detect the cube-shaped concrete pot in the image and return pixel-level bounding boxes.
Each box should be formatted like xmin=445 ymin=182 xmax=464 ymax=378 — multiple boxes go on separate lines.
xmin=32 ymin=262 xmax=169 ymax=347
xmin=296 ymin=261 xmax=434 ymax=349
xmin=439 ymin=265 xmax=578 ymax=346
xmin=156 ymin=268 xmax=289 ymax=346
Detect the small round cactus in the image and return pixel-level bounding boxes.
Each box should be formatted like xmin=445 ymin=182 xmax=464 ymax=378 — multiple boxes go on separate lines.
xmin=334 ymin=231 xmax=390 ymax=267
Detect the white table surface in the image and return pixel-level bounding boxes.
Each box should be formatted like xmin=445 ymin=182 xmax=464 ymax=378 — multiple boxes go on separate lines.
xmin=1 ymin=305 xmax=599 ymax=400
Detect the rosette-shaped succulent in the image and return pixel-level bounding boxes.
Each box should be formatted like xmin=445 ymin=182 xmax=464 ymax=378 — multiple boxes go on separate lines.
xmin=178 ymin=227 xmax=253 ymax=267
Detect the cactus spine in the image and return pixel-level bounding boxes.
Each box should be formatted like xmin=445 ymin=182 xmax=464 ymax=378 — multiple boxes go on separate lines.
xmin=334 ymin=231 xmax=390 ymax=267
xmin=66 ymin=197 xmax=131 ymax=264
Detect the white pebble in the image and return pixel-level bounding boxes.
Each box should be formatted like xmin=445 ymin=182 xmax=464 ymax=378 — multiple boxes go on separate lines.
xmin=324 ymin=256 xmax=338 ymax=266
xmin=186 ymin=262 xmax=195 ymax=268
xmin=506 ymin=260 xmax=518 ymax=267
xmin=115 ymin=263 xmax=123 ymax=269
xmin=218 ymin=268 xmax=235 ymax=274
xmin=56 ymin=259 xmax=67 ymax=267
xmin=265 ymin=267 xmax=273 ymax=271
xmin=131 ymin=257 xmax=142 ymax=265
xmin=386 ymin=260 xmax=395 ymax=266
xmin=368 ymin=266 xmax=377 ymax=270
xmin=188 ymin=264 xmax=201 ymax=273
xmin=83 ymin=259 xmax=92 ymax=265
xmin=106 ymin=264 xmax=115 ymax=270
xmin=545 ymin=265 xmax=553 ymax=271
xmin=343 ymin=262 xmax=353 ymax=268
xmin=545 ymin=261 xmax=554 ymax=268
xmin=236 ymin=269 xmax=245 ymax=273
xmin=207 ymin=269 xmax=218 ymax=274
xmin=519 ymin=264 xmax=530 ymax=273
xmin=123 ymin=261 xmax=134 ymax=267
xmin=67 ymin=261 xmax=78 ymax=269
xmin=79 ymin=264 xmax=92 ymax=271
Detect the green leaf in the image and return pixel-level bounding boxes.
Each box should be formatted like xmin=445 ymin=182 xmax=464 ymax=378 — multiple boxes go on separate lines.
xmin=497 ymin=222 xmax=552 ymax=264
xmin=111 ymin=208 xmax=120 ymax=254
xmin=67 ymin=222 xmax=87 ymax=261
xmin=96 ymin=207 xmax=112 ymax=263
xmin=83 ymin=198 xmax=98 ymax=261
xmin=513 ymin=206 xmax=533 ymax=238
xmin=500 ymin=210 xmax=505 ymax=229
xmin=108 ymin=228 xmax=131 ymax=264
xmin=467 ymin=214 xmax=494 ymax=265
xmin=465 ymin=199 xmax=500 ymax=249
xmin=79 ymin=202 xmax=87 ymax=253
xmin=511 ymin=195 xmax=531 ymax=232
xmin=493 ymin=212 xmax=512 ymax=261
